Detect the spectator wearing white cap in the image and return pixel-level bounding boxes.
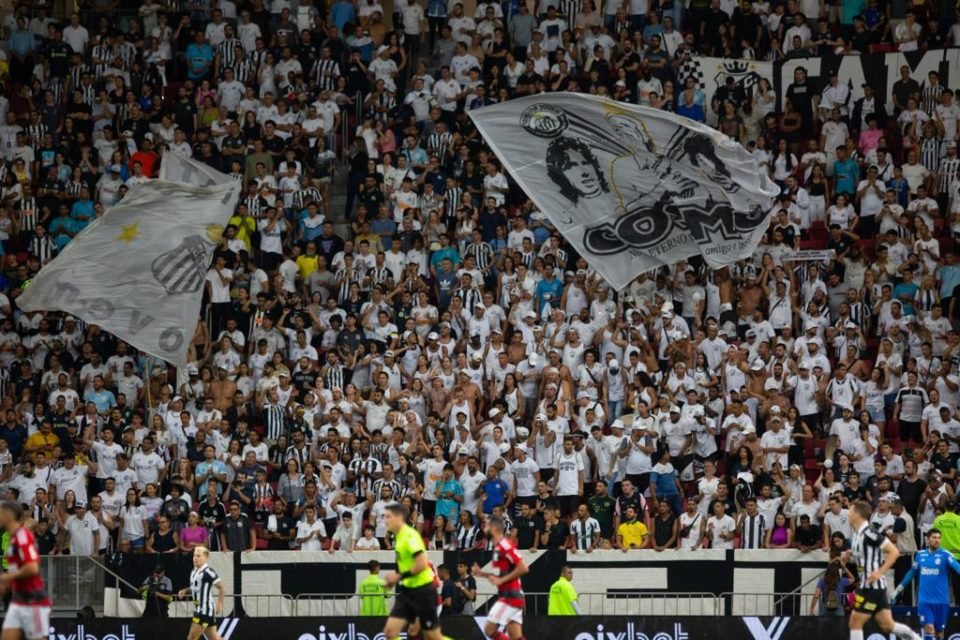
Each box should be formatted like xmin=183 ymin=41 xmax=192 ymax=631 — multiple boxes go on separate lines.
xmin=829 ymin=403 xmax=860 ymax=453
xmin=721 ymin=398 xmax=755 ymax=457
xmin=689 ymin=406 xmax=718 ymax=470
xmin=761 ymin=416 xmax=791 ymax=470
xmin=661 ymin=404 xmax=693 ymax=474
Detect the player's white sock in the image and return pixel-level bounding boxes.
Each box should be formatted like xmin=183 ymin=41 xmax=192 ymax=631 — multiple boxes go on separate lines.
xmin=891 ymin=622 xmax=920 ymax=640
xmin=850 ymin=630 xmax=864 ymax=640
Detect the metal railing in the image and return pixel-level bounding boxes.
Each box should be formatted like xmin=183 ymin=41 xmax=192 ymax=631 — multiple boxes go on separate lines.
xmin=292 ymin=591 xmax=721 ymax=618
xmin=522 ymin=591 xmax=720 ymax=616
xmin=721 ymin=592 xmax=817 ymax=617
xmin=42 ymin=555 xmax=107 ymax=613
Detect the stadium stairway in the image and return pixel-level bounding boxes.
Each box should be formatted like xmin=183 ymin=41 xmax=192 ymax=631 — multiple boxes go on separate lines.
xmin=328 ymin=166 xmax=351 ymax=239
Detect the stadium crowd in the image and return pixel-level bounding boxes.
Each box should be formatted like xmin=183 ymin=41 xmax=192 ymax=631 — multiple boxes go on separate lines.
xmin=0 ymin=0 xmax=956 ymax=562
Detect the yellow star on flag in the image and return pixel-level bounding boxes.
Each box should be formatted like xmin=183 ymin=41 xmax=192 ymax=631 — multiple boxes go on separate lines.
xmin=117 ymin=222 xmax=142 ymax=243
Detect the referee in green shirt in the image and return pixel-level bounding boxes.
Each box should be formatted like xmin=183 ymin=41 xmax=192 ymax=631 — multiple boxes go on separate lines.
xmin=548 ymin=567 xmax=581 ymax=616
xmin=359 ymin=560 xmax=390 ymax=616
xmin=380 ymin=504 xmax=446 ymax=640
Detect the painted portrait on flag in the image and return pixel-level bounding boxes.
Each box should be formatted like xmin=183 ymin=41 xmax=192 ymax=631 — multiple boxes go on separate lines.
xmin=470 ymin=93 xmax=780 ymax=290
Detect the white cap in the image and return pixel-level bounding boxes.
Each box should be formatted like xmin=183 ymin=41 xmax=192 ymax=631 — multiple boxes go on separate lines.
xmin=527 ymin=353 xmax=538 ymax=365
xmin=609 ymin=359 xmax=619 ymax=368
xmin=535 ymin=413 xmax=548 ymax=422
xmin=750 ymin=360 xmax=764 ymax=371
xmin=427 ymin=332 xmax=439 ymax=340
xmin=188 ymin=366 xmax=199 ymax=375
xmin=516 ymin=426 xmax=530 ymax=439
xmin=524 ymin=310 xmax=537 ymax=319
xmin=611 ymin=419 xmax=625 ymax=430
xmin=669 ymin=405 xmax=681 ymax=413
xmin=384 ymin=350 xmax=395 ymax=358
xmin=769 ymin=405 xmax=782 ymax=414
xmin=488 ymin=407 xmax=501 ymax=418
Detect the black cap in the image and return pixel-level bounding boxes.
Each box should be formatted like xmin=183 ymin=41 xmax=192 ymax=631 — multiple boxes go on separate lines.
xmin=153 ymin=564 xmax=165 ymax=573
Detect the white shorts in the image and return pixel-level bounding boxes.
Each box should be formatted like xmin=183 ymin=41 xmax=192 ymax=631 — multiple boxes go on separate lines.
xmin=2 ymin=602 xmax=51 ymax=640
xmin=487 ymin=600 xmax=524 ymax=627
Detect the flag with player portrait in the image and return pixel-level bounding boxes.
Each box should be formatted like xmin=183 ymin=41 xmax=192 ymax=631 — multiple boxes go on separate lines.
xmin=469 ymin=93 xmax=780 ymax=290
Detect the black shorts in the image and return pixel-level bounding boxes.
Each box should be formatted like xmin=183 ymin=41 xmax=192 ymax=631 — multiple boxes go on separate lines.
xmin=900 ymin=420 xmax=922 ymax=442
xmin=852 ymin=588 xmax=889 ymax=613
xmin=391 ymin=584 xmax=440 ymax=629
xmin=558 ymin=494 xmax=581 ymax=518
xmin=192 ymin=613 xmax=216 ymax=628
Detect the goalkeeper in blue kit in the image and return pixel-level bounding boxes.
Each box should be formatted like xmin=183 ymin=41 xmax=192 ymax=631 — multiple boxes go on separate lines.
xmin=894 ymin=529 xmax=960 ymax=640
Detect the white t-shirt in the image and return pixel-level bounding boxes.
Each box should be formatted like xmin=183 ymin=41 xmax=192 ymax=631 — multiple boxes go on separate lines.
xmin=205 ymin=268 xmax=233 ymax=303
xmin=65 ymin=513 xmax=99 ymax=555
xmin=510 ymin=457 xmax=540 ymax=497
xmin=92 ymin=441 xmax=123 ymax=479
xmin=296 ymin=519 xmax=327 ymax=551
xmin=707 ymin=514 xmax=736 ymax=549
xmin=258 ymin=219 xmax=286 ymax=254
xmin=53 ymin=464 xmax=89 ymax=503
xmin=131 ymin=451 xmax=165 ymax=486
xmin=553 ymin=451 xmax=583 ymax=497
xmin=120 ymin=504 xmax=148 ymax=539
xmin=760 ymin=428 xmax=791 ymax=469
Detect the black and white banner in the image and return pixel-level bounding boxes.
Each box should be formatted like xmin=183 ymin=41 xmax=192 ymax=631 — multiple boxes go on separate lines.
xmin=681 ymin=48 xmax=960 ymax=117
xmin=470 ymin=94 xmax=778 ymax=290
xmin=45 ymin=616 xmax=947 ymax=640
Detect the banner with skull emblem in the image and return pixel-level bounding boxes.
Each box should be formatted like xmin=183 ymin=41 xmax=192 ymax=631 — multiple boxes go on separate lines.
xmin=17 ymin=178 xmax=240 ymax=367
xmin=469 ymin=93 xmax=779 ymax=290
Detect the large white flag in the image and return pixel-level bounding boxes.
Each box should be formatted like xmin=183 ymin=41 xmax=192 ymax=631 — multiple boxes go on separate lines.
xmin=469 ymin=93 xmax=779 ymax=290
xmin=158 ymin=151 xmax=233 ymax=185
xmin=17 ymin=179 xmax=240 ymax=367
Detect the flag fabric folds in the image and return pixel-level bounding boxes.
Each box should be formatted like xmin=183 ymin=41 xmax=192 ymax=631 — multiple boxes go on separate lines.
xmin=158 ymin=151 xmax=234 ymax=185
xmin=468 ymin=92 xmax=780 ymax=290
xmin=17 ymin=176 xmax=240 ymax=368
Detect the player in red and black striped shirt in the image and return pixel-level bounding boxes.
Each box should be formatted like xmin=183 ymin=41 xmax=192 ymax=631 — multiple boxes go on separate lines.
xmin=472 ymin=516 xmax=529 ymax=640
xmin=0 ymin=501 xmax=51 ymax=640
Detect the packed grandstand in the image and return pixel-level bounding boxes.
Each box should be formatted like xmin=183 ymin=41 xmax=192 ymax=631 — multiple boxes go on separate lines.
xmin=0 ymin=0 xmax=957 ymax=611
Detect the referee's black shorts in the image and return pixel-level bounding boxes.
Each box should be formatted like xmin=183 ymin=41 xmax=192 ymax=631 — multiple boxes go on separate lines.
xmin=391 ymin=584 xmax=440 ymax=630
xmin=852 ymin=588 xmax=889 ymax=613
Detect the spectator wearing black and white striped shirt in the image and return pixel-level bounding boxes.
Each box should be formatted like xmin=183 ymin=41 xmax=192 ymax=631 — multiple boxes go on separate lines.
xmin=455 ymin=514 xmax=483 ymax=549
xmin=738 ymin=498 xmax=766 ymax=550
xmin=29 ymin=226 xmax=58 ymax=266
xmin=568 ymin=503 xmax=601 ymax=551
xmin=261 ymin=388 xmax=288 ymax=444
xmin=347 ymin=444 xmax=383 ymax=500
xmin=311 ymin=50 xmax=340 ymax=92
xmin=465 ymin=230 xmax=494 ymax=272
